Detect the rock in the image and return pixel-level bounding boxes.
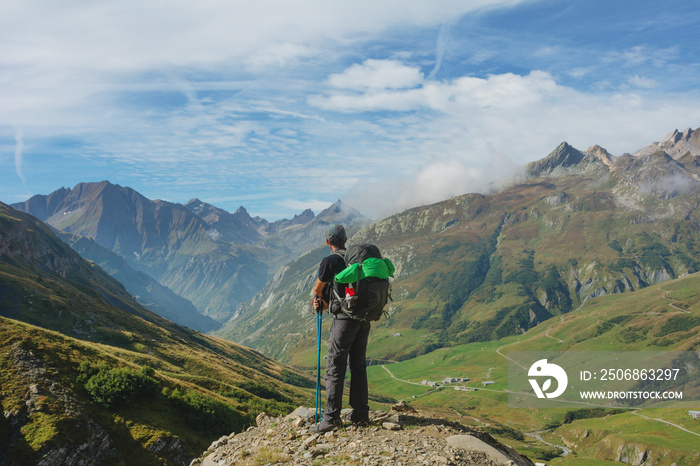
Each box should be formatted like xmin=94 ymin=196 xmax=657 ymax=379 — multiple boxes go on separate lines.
xmin=207 ymin=435 xmax=229 ymax=452
xmin=303 ymin=434 xmax=319 ymax=447
xmin=313 ymin=444 xmax=330 ymax=456
xmin=383 ymin=422 xmax=402 ymax=430
xmin=391 ymin=400 xmax=417 ymax=413
xmin=285 ymin=406 xmax=317 ymax=421
xmin=447 ymin=435 xmax=531 ymax=466
xmin=256 ymin=411 xmax=273 ymax=426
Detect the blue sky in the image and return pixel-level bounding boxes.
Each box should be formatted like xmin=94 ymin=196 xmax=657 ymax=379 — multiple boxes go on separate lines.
xmin=2 ymin=0 xmax=700 ymax=220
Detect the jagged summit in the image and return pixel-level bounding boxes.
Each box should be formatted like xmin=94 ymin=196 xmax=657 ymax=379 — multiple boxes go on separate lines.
xmin=289 ymin=208 xmax=315 ymax=224
xmin=525 ymin=142 xmax=608 ymax=178
xmin=635 ymin=127 xmax=700 ymax=160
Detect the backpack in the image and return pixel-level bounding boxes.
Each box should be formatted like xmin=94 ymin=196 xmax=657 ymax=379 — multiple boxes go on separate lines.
xmin=332 ymin=244 xmax=391 ymax=321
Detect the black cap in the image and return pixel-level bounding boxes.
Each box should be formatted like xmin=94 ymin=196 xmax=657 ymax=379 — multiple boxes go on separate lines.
xmin=326 ymin=224 xmax=347 ymax=242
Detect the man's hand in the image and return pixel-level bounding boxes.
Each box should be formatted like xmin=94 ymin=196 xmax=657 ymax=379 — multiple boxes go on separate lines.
xmin=312 ymin=295 xmax=326 ymax=314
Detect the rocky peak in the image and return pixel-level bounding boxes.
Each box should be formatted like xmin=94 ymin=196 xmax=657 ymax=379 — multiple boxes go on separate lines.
xmin=14 ymin=186 xmax=71 ymax=221
xmin=317 ymin=199 xmax=368 ymax=225
xmin=289 ymin=208 xmax=315 ymax=225
xmin=584 ymin=145 xmax=615 ymax=169
xmin=664 ymin=127 xmax=694 ymax=145
xmin=184 ymin=198 xmax=209 ymax=216
xmin=526 ymin=142 xmax=608 ymax=178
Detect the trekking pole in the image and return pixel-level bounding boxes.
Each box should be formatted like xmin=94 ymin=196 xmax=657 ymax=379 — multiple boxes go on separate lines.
xmin=315 ymin=297 xmax=323 ymax=425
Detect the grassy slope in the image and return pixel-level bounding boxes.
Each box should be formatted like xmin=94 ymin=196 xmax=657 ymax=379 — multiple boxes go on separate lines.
xmin=0 ymin=314 xmax=312 ymax=465
xmin=0 ymin=203 xmax=313 ymax=464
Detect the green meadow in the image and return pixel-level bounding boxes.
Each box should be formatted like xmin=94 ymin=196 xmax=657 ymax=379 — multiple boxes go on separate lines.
xmin=357 ymin=272 xmax=700 ymax=464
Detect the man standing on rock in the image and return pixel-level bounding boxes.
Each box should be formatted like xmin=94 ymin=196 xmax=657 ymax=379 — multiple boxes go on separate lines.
xmin=311 ymin=224 xmax=371 ymax=433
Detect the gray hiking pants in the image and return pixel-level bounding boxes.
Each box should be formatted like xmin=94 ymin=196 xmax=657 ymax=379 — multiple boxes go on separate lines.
xmin=323 ymin=316 xmax=371 ymax=423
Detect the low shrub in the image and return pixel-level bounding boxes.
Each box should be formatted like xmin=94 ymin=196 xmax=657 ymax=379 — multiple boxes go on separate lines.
xmin=79 ymin=361 xmax=159 ymax=408
xmin=163 ymin=387 xmax=246 ymax=435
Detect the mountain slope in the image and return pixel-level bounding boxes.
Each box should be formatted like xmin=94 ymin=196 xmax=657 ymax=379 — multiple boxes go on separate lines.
xmin=219 ymin=128 xmax=700 ymax=362
xmin=0 ymin=202 xmax=313 ymax=465
xmin=57 ymin=231 xmax=220 ymax=332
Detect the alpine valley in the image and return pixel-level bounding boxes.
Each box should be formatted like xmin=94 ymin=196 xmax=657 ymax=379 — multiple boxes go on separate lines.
xmin=2 ymin=127 xmax=700 ymax=465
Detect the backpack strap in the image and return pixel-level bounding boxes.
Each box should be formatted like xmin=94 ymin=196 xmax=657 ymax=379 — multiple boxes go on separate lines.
xmin=327 ymin=249 xmax=345 ymax=311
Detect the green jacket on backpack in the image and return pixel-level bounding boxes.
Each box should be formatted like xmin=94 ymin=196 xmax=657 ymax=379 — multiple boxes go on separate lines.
xmin=334 ymin=257 xmax=395 ymax=283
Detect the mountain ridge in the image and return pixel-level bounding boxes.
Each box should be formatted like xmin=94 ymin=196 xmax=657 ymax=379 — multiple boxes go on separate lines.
xmin=12 ymin=183 xmax=369 ymax=323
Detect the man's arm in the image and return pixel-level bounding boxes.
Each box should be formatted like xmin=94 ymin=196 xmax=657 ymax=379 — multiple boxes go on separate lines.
xmin=312 ymin=279 xmax=326 ymax=297
xmin=312 ymin=279 xmax=329 ymax=310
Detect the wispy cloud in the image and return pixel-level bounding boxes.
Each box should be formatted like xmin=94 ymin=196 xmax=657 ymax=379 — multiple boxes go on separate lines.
xmin=628 ymin=75 xmax=659 ymax=89
xmin=604 ymin=45 xmax=678 ymax=68
xmin=428 ymin=21 xmax=453 ymax=80
xmin=13 ymin=128 xmax=25 ymax=185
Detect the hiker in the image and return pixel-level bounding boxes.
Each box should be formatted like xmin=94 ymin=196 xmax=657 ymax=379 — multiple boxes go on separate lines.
xmin=311 ymin=224 xmax=371 ymax=433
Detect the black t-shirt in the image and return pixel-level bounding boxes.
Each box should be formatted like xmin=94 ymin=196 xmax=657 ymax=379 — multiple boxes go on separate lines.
xmin=318 ymin=250 xmax=346 ymax=314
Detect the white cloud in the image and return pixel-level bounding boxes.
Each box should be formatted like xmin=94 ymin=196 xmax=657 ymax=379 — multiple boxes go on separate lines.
xmin=568 ymin=67 xmax=591 ymax=79
xmin=328 ymin=59 xmax=424 ymax=91
xmin=344 ymin=156 xmax=507 ymax=219
xmin=628 ymin=75 xmax=659 ymax=89
xmin=0 ymin=1 xmax=523 ymax=71
xmin=310 ymin=69 xmax=562 ymax=113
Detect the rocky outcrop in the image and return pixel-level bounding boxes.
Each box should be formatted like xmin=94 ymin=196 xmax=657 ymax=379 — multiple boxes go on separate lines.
xmin=4 ymin=342 xmax=115 ymax=466
xmin=584 ymin=145 xmax=615 ymax=169
xmin=192 ymin=405 xmax=533 ymax=466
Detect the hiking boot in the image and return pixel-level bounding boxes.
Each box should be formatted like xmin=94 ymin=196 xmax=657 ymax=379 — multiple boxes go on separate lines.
xmin=310 ymin=419 xmax=342 ymax=434
xmin=342 ymin=411 xmax=370 ymax=427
